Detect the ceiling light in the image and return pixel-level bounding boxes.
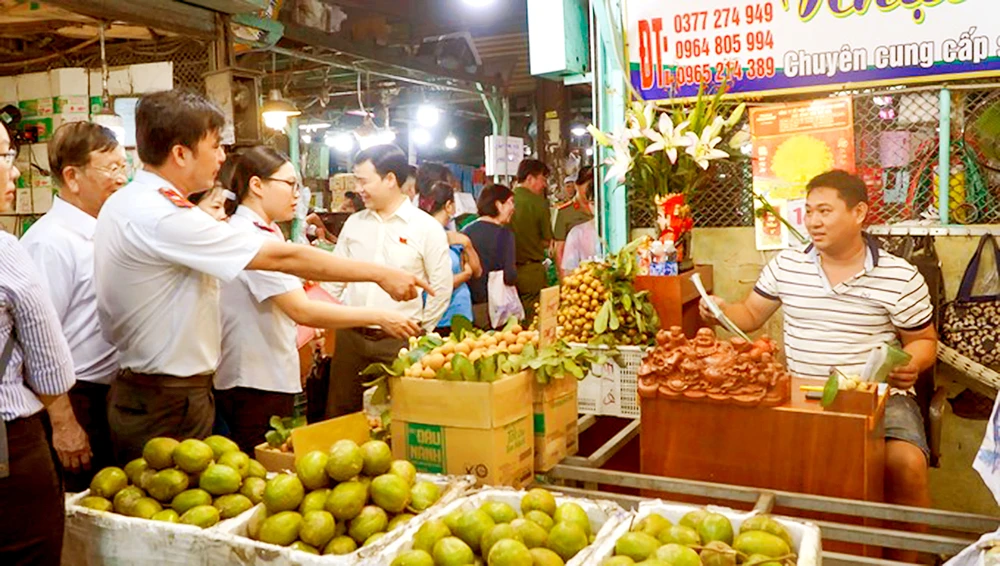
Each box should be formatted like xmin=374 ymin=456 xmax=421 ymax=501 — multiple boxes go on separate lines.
xmin=416 ymin=104 xmax=441 ymax=128
xmin=444 ymin=134 xmax=458 ymax=150
xmin=412 ymin=128 xmax=432 ymax=146
xmin=261 ymin=88 xmax=301 ymax=131
xmin=585 ymin=147 xmax=593 ymax=156
xmin=570 ymin=125 xmax=587 ymax=137
xmin=327 ymin=132 xmax=355 ymax=153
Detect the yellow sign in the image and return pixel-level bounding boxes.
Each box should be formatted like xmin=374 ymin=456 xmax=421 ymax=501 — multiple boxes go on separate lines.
xmin=538 ymin=286 xmax=561 ymax=347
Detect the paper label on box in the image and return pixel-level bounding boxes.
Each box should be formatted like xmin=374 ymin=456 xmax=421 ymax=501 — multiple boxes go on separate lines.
xmin=404 ymin=423 xmax=447 ymax=474
xmin=53 ymin=96 xmax=89 ymax=114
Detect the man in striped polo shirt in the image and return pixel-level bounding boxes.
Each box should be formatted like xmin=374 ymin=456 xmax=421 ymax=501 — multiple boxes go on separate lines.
xmin=703 ymin=170 xmax=937 ymax=550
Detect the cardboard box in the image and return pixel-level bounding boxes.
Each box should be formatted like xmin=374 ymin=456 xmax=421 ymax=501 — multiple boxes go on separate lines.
xmin=53 ymin=95 xmax=89 ymax=114
xmin=16 ymin=72 xmax=50 ymax=106
xmin=253 ymin=411 xmax=371 ymax=473
xmin=533 ymin=374 xmax=577 ymax=403
xmin=18 ymin=98 xmax=53 ymax=118
xmin=31 ymin=185 xmax=53 ymax=213
xmin=129 ymin=62 xmax=173 ymax=94
xmin=533 ymin=390 xmax=578 ymax=472
xmin=391 ymin=416 xmax=534 ymax=488
xmin=390 ymin=372 xmax=534 ymax=487
xmin=21 ymin=113 xmax=87 ymax=142
xmin=0 ymin=76 xmax=17 ymax=107
xmin=89 ymin=67 xmax=132 ymax=97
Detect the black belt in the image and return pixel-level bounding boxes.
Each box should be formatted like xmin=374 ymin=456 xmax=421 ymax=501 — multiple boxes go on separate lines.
xmin=354 ymin=327 xmax=390 ymax=341
xmin=119 ymin=369 xmax=214 ymax=389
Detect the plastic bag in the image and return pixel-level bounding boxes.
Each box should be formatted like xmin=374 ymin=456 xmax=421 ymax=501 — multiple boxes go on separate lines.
xmin=488 ymin=270 xmax=524 ymax=329
xmin=974 ymin=394 xmax=1000 ymax=505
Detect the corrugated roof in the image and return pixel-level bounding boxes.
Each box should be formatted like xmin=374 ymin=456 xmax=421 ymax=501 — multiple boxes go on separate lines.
xmin=474 ymin=32 xmax=535 ymax=94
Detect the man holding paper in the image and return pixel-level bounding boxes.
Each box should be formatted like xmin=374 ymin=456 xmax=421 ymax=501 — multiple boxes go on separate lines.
xmin=701 ymin=171 xmax=936 ymax=555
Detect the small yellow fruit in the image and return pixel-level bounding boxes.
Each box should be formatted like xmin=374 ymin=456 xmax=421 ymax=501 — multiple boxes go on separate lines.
xmin=454 ymin=342 xmax=472 ymax=355
xmin=421 ymin=368 xmax=436 ymax=379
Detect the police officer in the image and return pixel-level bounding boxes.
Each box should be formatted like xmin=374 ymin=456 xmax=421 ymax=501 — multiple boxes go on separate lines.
xmin=21 ymin=122 xmax=127 ymax=492
xmin=94 ymin=90 xmax=429 ymax=463
xmin=0 ymin=117 xmax=76 ymax=565
xmin=509 ymin=159 xmax=552 ymax=322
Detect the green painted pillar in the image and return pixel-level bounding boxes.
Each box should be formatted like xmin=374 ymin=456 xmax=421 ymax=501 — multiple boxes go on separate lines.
xmin=287 ymin=116 xmax=304 ymax=242
xmin=592 ymin=0 xmax=628 ymax=252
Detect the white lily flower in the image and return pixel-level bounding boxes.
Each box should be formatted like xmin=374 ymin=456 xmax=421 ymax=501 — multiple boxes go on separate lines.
xmin=642 ymin=114 xmax=692 ymax=164
xmin=685 ymin=128 xmax=729 ymax=170
xmin=706 ymin=116 xmax=726 ymax=140
xmin=605 ymin=137 xmax=634 ymax=183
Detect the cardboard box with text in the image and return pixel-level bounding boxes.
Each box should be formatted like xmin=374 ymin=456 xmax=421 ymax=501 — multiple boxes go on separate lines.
xmin=533 ymin=390 xmax=578 ymax=472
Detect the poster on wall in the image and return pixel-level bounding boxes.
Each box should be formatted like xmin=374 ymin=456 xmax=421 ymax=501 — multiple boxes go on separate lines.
xmin=749 ymin=96 xmax=855 ymax=250
xmin=624 ymin=0 xmax=1000 ymax=100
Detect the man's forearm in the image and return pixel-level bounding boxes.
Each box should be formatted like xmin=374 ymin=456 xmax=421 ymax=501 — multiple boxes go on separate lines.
xmin=720 ymin=302 xmax=764 ymax=333
xmin=260 ymin=242 xmax=392 ymax=285
xmin=44 ymin=393 xmax=77 ymax=423
xmin=903 ymin=338 xmax=937 ymax=373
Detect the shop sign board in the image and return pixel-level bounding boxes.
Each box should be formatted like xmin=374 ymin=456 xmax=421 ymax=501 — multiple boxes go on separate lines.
xmin=749 ymin=96 xmax=855 ymax=249
xmin=625 ymin=0 xmax=1000 ymax=99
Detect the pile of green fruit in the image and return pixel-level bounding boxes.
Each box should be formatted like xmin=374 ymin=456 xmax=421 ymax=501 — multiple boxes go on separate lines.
xmin=244 ymin=439 xmax=444 ymax=556
xmin=604 ymin=509 xmax=795 ymax=565
xmin=557 ymin=239 xmax=659 ymax=347
xmin=391 ymin=488 xmax=596 ymax=566
xmin=78 ymin=435 xmax=267 ymax=528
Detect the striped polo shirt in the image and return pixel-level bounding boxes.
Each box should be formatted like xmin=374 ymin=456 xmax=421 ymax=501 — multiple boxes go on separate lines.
xmin=754 ymin=236 xmax=933 ymax=381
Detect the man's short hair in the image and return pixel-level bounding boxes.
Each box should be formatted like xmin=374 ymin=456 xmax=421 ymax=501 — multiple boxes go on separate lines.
xmin=353 ymin=144 xmax=409 ymax=188
xmin=806 ymin=170 xmax=869 ymax=208
xmin=516 ymin=159 xmax=550 ymax=183
xmin=135 ymin=90 xmax=225 ymax=167
xmin=48 ymin=121 xmax=119 ymax=187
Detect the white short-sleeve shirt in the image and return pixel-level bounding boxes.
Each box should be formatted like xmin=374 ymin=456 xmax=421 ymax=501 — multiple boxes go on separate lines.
xmin=94 ymin=171 xmax=264 ymax=377
xmin=20 ymin=197 xmax=119 ymax=384
xmin=215 ymin=206 xmax=303 ymax=394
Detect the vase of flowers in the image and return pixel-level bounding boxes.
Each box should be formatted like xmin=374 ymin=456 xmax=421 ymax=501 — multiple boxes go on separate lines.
xmin=590 ymin=84 xmax=748 ymax=267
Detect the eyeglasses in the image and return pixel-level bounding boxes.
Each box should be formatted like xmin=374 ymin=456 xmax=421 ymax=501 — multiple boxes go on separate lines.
xmin=1 ymin=150 xmax=16 ymax=167
xmin=88 ymin=163 xmax=129 ymax=179
xmin=265 ymin=177 xmax=301 ymax=191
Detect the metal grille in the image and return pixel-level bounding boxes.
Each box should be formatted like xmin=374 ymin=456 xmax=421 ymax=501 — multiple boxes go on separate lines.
xmin=638 ymin=83 xmax=1000 ymax=230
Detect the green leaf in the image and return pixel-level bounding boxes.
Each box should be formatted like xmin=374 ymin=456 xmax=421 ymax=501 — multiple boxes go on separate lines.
xmin=563 ymin=359 xmax=585 ymax=379
xmin=361 ymin=374 xmax=387 ymax=388
xmin=622 ymin=294 xmax=633 ymax=312
xmin=362 ymin=362 xmax=397 ymax=377
xmin=452 ymin=353 xmax=476 ymax=382
xmin=451 ymin=315 xmax=474 ymax=341
xmin=406 ymin=347 xmax=429 ymax=365
xmin=269 ymin=416 xmax=283 ymax=430
xmin=477 ymin=356 xmax=498 ymax=383
xmin=370 ymin=382 xmax=389 ymax=405
xmin=265 ymin=430 xmax=284 ymax=448
xmin=595 ymin=300 xmax=611 ymax=334
xmin=609 ymin=306 xmax=620 ymax=331
xmin=637 ymin=316 xmax=647 ymax=334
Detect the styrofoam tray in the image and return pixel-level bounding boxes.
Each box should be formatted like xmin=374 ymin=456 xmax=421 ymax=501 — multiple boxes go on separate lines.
xmin=372 ymin=486 xmax=630 ymax=566
xmin=210 ymin=473 xmax=474 ymax=566
xmin=63 ymin=489 xmax=248 ymax=566
xmin=587 ymin=499 xmax=822 ymax=566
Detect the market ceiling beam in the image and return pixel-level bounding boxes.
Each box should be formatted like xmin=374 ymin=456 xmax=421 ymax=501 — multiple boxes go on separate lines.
xmin=280 ymin=22 xmax=502 ymax=94
xmin=40 ymin=0 xmax=217 ymax=39
xmin=324 ymin=0 xmax=411 ymax=19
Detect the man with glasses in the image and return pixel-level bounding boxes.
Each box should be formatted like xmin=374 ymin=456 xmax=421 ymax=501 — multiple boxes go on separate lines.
xmin=20 ymin=122 xmax=127 ymax=492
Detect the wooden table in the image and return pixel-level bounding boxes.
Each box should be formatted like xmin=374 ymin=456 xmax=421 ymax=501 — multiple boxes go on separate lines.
xmin=634 ymin=265 xmax=713 ymax=338
xmin=640 ymin=377 xmax=886 ymax=502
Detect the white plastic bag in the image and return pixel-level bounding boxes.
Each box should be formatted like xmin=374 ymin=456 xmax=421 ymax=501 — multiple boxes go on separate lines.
xmin=487 ymin=270 xmax=524 ymax=328
xmin=974 ymin=394 xmax=1000 ymax=504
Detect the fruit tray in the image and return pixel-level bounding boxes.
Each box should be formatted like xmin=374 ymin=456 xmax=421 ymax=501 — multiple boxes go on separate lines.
xmin=63 ymin=489 xmax=251 ymax=566
xmin=210 ymin=473 xmax=473 ymax=566
xmin=573 ymin=344 xmax=645 ymax=419
xmin=587 ymin=499 xmax=822 ymax=566
xmin=374 ymin=486 xmax=630 ymax=566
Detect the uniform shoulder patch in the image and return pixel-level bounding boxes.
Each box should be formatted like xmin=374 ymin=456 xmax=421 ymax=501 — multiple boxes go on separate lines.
xmin=158 ymin=187 xmax=194 ymax=208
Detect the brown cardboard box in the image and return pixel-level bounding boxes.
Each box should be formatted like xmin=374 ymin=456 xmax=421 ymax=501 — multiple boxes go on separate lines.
xmin=532 ymin=374 xmax=577 ymax=403
xmin=533 ymin=390 xmax=579 ymax=472
xmin=390 ymin=372 xmax=534 ymax=487
xmin=253 ymin=412 xmax=371 ymax=473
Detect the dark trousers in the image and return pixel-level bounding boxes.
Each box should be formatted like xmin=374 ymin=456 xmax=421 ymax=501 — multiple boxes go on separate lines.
xmin=0 ymin=412 xmax=64 ymax=566
xmin=108 ymin=371 xmax=215 ymax=464
xmin=306 ymin=357 xmax=332 ymax=424
xmin=65 ymin=381 xmax=113 ymax=493
xmin=215 ymin=387 xmax=296 ymax=455
xmin=326 ymin=329 xmax=405 ymax=419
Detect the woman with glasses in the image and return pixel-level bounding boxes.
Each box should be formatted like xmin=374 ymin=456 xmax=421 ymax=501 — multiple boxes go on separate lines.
xmin=214 ymin=146 xmax=421 ymax=453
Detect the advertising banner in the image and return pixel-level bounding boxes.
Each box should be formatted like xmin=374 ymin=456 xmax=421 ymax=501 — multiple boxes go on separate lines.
xmin=625 ymin=0 xmax=1000 ymax=100
xmin=750 ymin=97 xmax=855 ymax=249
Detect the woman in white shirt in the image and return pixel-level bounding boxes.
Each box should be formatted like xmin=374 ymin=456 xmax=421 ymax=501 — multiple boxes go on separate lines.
xmin=215 ymin=146 xmax=421 ymax=453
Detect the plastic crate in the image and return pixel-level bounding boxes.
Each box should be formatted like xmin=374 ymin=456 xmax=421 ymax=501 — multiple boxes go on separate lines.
xmin=574 ymin=344 xmax=645 ymax=419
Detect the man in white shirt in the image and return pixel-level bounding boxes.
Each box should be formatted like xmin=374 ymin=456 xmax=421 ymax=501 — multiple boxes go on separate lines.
xmin=95 ymin=90 xmax=431 ymax=462
xmin=21 ymin=122 xmax=126 ymax=491
xmin=325 ymin=144 xmax=453 ymax=418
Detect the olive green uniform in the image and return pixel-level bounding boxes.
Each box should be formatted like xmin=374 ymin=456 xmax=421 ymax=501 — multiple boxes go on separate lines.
xmin=511 ymin=186 xmax=552 ymax=321
xmin=554 ymin=201 xmax=593 ymax=241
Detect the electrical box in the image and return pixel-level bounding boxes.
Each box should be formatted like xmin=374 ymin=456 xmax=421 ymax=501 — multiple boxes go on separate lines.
xmin=527 ymin=0 xmax=589 ymax=79
xmin=485 ymin=135 xmax=524 ymax=177
xmin=204 ymin=68 xmax=262 ymax=146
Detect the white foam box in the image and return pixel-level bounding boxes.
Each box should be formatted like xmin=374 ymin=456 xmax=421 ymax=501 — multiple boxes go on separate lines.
xmin=212 ymin=473 xmax=474 ymax=566
xmin=129 ymin=62 xmax=173 ymax=94
xmin=588 ymin=499 xmax=823 ymax=566
xmin=0 ymin=76 xmax=17 ymax=107
xmin=49 ymin=68 xmax=88 ymax=96
xmin=64 ymin=489 xmax=252 ymax=566
xmin=0 ymin=215 xmax=17 ymax=234
xmin=16 ymin=71 xmax=51 ymax=105
xmin=89 ymin=67 xmax=133 ymax=97
xmin=375 ymin=487 xmax=630 ymax=565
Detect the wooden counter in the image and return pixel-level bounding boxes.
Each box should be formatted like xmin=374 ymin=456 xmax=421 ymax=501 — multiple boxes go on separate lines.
xmin=640 ymin=377 xmax=886 ymax=502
